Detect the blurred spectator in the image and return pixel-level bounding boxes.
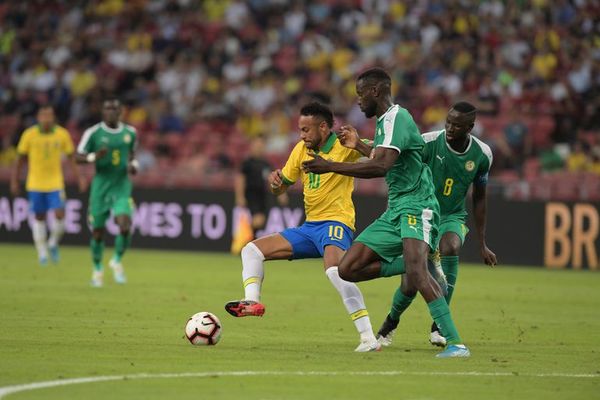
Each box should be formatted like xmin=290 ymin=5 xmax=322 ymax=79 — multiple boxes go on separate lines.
xmin=0 ymin=0 xmax=596 ymax=200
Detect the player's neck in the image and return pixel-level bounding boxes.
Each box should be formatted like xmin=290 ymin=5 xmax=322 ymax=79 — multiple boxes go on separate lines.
xmin=375 ymin=99 xmax=394 ymax=119
xmin=447 ymin=134 xmax=470 ymax=153
xmin=103 ymin=121 xmax=120 ymax=129
xmin=39 ymin=124 xmax=54 ymax=133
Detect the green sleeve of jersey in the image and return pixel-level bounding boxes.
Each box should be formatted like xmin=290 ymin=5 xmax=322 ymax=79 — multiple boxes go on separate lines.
xmin=422 ymin=141 xmax=434 ymax=164
xmin=380 ymin=109 xmax=421 ymax=152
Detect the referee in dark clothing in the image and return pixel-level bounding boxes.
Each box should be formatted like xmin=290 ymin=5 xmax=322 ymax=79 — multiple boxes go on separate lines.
xmin=235 ymin=135 xmax=286 ymax=238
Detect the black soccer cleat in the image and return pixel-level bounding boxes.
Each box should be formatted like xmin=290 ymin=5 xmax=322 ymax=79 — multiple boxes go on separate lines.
xmin=376 ymin=314 xmax=400 ymax=346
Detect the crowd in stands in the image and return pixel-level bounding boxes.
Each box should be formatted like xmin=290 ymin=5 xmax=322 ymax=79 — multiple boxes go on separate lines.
xmin=0 ymin=0 xmax=598 ymax=200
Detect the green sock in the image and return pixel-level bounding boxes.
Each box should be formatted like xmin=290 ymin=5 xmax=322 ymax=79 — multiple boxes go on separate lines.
xmin=114 ymin=233 xmax=132 ymax=262
xmin=442 ymin=256 xmax=459 ymax=304
xmin=389 ymin=287 xmax=415 ymax=321
xmin=90 ymin=239 xmax=104 ymax=271
xmin=380 ymin=256 xmax=406 ymax=277
xmin=427 ymin=297 xmax=462 ymax=345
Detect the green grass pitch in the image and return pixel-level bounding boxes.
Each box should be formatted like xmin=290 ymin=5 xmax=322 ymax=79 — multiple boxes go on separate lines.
xmin=0 ymin=243 xmax=599 ymax=399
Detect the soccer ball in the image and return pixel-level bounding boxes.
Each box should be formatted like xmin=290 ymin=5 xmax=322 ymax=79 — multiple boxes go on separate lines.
xmin=185 ymin=312 xmax=222 ymax=345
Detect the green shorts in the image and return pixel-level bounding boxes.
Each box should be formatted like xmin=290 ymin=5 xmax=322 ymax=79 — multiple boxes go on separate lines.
xmin=356 ymin=206 xmax=439 ymax=262
xmin=438 ymin=216 xmax=469 ymax=245
xmin=88 ymin=178 xmax=134 ymax=229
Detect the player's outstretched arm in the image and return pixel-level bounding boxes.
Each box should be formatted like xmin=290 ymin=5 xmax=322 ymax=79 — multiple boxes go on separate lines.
xmin=10 ymin=155 xmax=26 ymax=196
xmin=234 ymin=172 xmax=247 ymax=207
xmin=337 ymin=125 xmax=372 ymax=157
xmin=75 ymin=147 xmax=108 ymax=164
xmin=473 ymin=183 xmax=497 ymax=266
xmin=68 ymin=154 xmax=87 ymax=193
xmin=301 ymin=146 xmax=398 ymax=179
xmin=268 ymin=169 xmax=289 ymax=196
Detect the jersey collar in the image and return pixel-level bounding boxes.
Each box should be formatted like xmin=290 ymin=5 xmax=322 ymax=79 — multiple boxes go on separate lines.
xmin=316 ymin=132 xmax=337 ymax=154
xmin=37 ymin=124 xmax=56 ymax=134
xmin=444 ymin=130 xmax=473 ymax=155
xmin=101 ymin=122 xmax=123 ymax=134
xmin=377 ymin=104 xmax=398 ymax=122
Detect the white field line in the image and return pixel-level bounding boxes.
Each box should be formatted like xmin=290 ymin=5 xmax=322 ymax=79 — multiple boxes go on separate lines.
xmin=0 ymin=370 xmax=598 ymax=399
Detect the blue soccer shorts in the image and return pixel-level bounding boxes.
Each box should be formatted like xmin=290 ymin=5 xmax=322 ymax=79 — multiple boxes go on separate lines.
xmin=280 ymin=220 xmax=354 ymax=259
xmin=28 ymin=190 xmax=65 ymax=214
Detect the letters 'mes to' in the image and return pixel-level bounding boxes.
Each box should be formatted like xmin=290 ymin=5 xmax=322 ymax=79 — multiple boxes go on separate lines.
xmin=545 ymin=203 xmax=599 ymax=270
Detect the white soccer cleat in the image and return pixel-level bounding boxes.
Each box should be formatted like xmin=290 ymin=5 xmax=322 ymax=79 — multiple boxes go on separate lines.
xmin=109 ymin=258 xmax=127 ymax=284
xmin=354 ymin=337 xmax=382 ymax=353
xmin=91 ymin=270 xmax=104 ymax=288
xmin=430 ymin=330 xmax=447 ymax=347
xmin=377 ymin=331 xmax=394 ymax=347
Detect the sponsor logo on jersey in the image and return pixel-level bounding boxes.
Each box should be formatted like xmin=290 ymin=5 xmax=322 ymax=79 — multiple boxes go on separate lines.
xmin=124 ymin=134 xmax=131 ymax=144
xmin=465 ymin=161 xmax=475 ymax=171
xmin=436 ymin=155 xmax=445 ymax=163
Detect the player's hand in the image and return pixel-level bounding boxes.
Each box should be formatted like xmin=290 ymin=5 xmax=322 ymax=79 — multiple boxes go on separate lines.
xmin=10 ymin=180 xmax=20 ymax=197
xmin=77 ymin=176 xmax=87 ymax=193
xmin=337 ymin=125 xmax=360 ymax=149
xmin=96 ymin=147 xmax=108 ymax=160
xmin=268 ymin=169 xmax=284 ymax=190
xmin=236 ymin=197 xmax=247 ymax=207
xmin=481 ymin=244 xmax=497 ymax=267
xmin=302 ymin=153 xmax=331 ymax=174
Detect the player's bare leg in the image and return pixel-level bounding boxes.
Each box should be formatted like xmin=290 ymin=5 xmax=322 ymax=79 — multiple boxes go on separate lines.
xmin=323 ymin=245 xmax=380 ymax=352
xmin=110 ymin=214 xmax=131 ymax=284
xmin=48 ymin=208 xmax=66 ymax=264
xmin=225 ymin=233 xmax=292 ymax=317
xmin=32 ymin=213 xmax=49 ymax=266
xmin=337 ymin=242 xmax=384 ymax=282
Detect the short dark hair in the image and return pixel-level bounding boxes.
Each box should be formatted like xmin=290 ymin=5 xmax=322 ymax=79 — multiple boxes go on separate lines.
xmin=357 ymin=68 xmax=391 ymax=86
xmin=451 ymin=101 xmax=477 ymax=114
xmin=300 ymin=102 xmax=334 ymax=128
xmin=37 ymin=104 xmax=54 ymax=112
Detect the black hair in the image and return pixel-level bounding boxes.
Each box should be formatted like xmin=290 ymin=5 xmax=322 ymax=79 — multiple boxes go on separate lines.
xmin=300 ymin=102 xmax=334 ymax=128
xmin=451 ymin=101 xmax=477 ymax=115
xmin=357 ymin=68 xmax=391 ymax=86
xmin=37 ymin=104 xmax=54 ymax=112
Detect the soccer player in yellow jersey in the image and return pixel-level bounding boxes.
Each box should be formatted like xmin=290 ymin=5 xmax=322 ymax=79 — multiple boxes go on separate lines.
xmin=10 ymin=105 xmax=85 ymax=265
xmin=225 ymin=102 xmax=380 ymax=352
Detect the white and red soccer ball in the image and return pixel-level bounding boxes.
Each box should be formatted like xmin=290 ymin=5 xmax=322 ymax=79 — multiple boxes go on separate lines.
xmin=185 ymin=312 xmax=222 ymax=345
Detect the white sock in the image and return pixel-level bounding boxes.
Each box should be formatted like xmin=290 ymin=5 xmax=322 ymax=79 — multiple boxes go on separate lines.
xmin=48 ymin=218 xmax=65 ymax=248
xmin=32 ymin=220 xmax=48 ymax=259
xmin=241 ymin=242 xmax=265 ymax=302
xmin=326 ymin=266 xmax=376 ymax=342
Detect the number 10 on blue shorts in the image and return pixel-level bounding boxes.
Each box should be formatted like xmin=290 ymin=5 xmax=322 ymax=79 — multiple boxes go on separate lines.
xmin=280 ymin=220 xmax=354 ymax=259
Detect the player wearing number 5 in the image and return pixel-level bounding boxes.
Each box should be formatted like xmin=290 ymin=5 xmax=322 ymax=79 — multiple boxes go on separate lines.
xmin=76 ymin=98 xmax=138 ymax=287
xmin=225 ymin=102 xmax=381 ymax=352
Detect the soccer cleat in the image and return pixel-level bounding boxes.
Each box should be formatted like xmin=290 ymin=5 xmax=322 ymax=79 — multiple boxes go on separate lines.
xmin=39 ymin=256 xmax=48 ymax=267
xmin=430 ymin=330 xmax=447 ymax=347
xmin=90 ymin=270 xmax=104 ymax=288
xmin=109 ymin=258 xmax=127 ymax=284
xmin=224 ymin=300 xmax=265 ymax=317
xmin=435 ymin=344 xmax=470 ymax=358
xmin=355 ymin=337 xmax=382 ymax=352
xmin=49 ymin=246 xmax=59 ymax=264
xmin=376 ymin=314 xmax=399 ymax=347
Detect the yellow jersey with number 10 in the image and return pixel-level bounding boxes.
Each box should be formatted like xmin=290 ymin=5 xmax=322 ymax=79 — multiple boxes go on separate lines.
xmin=281 ymin=133 xmax=362 ymax=231
xmin=16 ymin=125 xmax=74 ymax=192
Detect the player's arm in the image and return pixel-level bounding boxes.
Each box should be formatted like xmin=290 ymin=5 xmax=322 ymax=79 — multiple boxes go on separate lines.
xmin=472 ymin=182 xmax=497 ymax=267
xmin=10 ymin=155 xmax=26 ymax=196
xmin=234 ymin=172 xmax=247 ymax=207
xmin=75 ymin=147 xmax=108 ymax=164
xmin=337 ymin=125 xmax=373 ymax=157
xmin=267 ymin=169 xmax=289 ymax=196
xmin=301 ymin=146 xmax=398 ymax=178
xmin=128 ymin=147 xmax=138 ymax=175
xmin=68 ymin=154 xmax=87 ymax=193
